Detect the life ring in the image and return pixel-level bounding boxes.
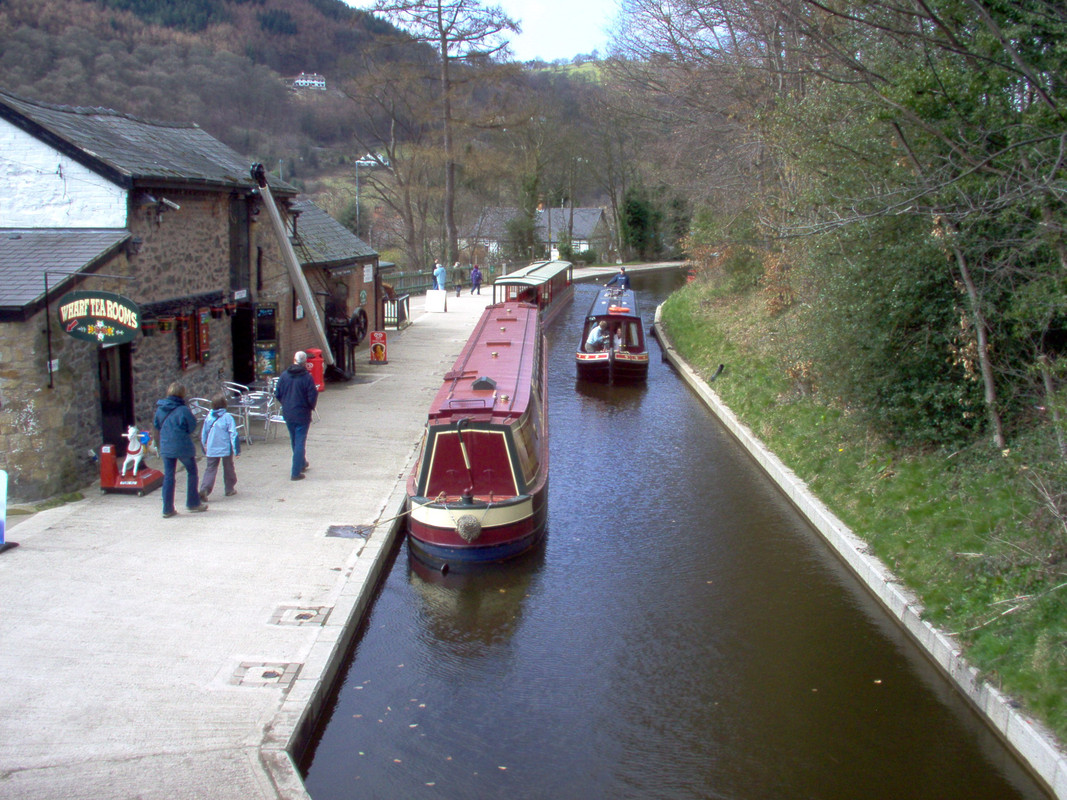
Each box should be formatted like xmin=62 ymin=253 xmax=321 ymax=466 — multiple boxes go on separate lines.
xmin=608 ymin=305 xmax=630 ymax=314
xmin=348 ymin=308 xmax=368 ymax=345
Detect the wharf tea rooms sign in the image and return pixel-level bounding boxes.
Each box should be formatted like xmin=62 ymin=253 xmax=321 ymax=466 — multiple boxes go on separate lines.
xmin=57 ymin=290 xmax=140 ymax=344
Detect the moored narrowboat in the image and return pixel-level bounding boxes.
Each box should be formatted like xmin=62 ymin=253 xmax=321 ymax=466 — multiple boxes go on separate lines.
xmin=576 ymin=287 xmax=649 ymax=383
xmin=492 ymin=260 xmax=574 ymax=326
xmin=406 ymin=301 xmax=549 ymax=565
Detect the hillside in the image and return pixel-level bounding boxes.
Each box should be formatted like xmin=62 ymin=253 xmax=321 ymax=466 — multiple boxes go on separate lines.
xmin=0 ymin=0 xmax=409 ymax=178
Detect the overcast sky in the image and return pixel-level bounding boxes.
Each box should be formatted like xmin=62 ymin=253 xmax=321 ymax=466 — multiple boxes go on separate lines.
xmin=495 ymin=0 xmax=619 ymax=61
xmin=346 ymin=1 xmax=620 ymax=63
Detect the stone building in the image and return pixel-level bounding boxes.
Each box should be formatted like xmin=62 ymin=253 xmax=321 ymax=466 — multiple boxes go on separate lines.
xmin=0 ymin=89 xmax=377 ymax=501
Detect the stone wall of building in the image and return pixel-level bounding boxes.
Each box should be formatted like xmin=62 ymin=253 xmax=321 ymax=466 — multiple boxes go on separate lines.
xmin=126 ymin=190 xmax=237 ymax=415
xmin=0 ymin=301 xmax=107 ymax=500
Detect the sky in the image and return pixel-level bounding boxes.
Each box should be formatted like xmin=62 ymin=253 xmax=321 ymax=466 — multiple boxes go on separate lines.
xmin=347 ymin=1 xmax=620 ymax=63
xmin=494 ymin=0 xmax=620 ymax=62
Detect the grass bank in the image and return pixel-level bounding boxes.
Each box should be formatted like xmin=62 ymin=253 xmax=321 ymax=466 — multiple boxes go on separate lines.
xmin=659 ymin=277 xmax=1067 ymax=744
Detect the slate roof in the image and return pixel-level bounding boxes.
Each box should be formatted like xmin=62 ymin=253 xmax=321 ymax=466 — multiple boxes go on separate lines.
xmin=289 ymin=197 xmax=376 ymax=268
xmin=466 ymin=206 xmax=609 ymax=242
xmin=0 ymin=89 xmax=292 ymax=193
xmin=0 ymin=228 xmax=129 ymax=317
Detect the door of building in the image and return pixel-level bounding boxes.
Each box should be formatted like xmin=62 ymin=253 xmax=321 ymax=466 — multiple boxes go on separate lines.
xmin=98 ymin=343 xmax=134 ymax=453
xmin=231 ymin=306 xmax=256 ymax=385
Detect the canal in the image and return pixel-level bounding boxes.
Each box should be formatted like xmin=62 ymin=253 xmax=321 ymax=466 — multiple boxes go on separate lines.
xmin=301 ymin=270 xmax=1050 ymax=799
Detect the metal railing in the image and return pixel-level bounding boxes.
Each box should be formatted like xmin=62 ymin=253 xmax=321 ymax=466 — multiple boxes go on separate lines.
xmin=383 ymin=294 xmax=411 ymax=329
xmin=387 ymin=271 xmax=435 ymax=295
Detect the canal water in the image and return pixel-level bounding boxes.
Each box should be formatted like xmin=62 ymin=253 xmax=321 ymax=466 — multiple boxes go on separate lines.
xmin=301 ymin=271 xmax=1050 ymax=799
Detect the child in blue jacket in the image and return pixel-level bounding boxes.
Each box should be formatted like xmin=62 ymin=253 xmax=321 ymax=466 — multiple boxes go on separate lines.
xmin=199 ymin=393 xmax=241 ymax=501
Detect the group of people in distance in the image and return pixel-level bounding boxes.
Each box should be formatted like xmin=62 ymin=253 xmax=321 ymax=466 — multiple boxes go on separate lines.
xmin=152 ymin=350 xmax=318 ymax=518
xmin=432 ymin=260 xmax=483 ymax=295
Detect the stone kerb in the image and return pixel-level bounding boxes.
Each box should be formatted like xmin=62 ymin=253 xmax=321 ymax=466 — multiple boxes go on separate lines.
xmin=652 ymin=305 xmax=1067 ymax=799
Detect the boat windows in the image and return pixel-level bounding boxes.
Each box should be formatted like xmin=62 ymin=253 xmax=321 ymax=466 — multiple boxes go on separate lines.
xmin=511 ymin=411 xmax=541 ymax=485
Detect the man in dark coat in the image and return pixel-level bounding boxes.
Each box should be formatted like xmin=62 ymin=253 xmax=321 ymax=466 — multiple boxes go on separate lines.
xmin=153 ymin=381 xmax=207 ymax=517
xmin=605 ymin=266 xmax=631 ymax=290
xmin=274 ymin=350 xmax=319 ymax=481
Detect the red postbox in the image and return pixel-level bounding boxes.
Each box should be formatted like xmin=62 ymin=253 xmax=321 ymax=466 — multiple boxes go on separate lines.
xmin=306 ymin=348 xmax=326 ymax=391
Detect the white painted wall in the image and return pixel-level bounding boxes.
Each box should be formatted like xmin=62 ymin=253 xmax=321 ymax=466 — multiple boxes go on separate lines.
xmin=0 ymin=118 xmax=128 ymax=228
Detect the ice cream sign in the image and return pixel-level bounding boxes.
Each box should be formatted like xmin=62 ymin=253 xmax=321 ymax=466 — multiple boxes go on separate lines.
xmin=57 ymin=290 xmax=141 ymax=344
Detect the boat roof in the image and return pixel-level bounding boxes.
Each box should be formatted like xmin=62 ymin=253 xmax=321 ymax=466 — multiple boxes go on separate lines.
xmin=587 ymin=286 xmax=640 ymax=319
xmin=493 ymin=259 xmax=573 ymax=288
xmin=427 ymin=301 xmax=540 ymax=425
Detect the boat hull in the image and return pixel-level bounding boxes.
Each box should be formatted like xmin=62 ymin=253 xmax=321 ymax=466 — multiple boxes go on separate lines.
xmin=407 ymin=487 xmax=548 ymax=564
xmin=576 ymin=350 xmax=649 ymax=383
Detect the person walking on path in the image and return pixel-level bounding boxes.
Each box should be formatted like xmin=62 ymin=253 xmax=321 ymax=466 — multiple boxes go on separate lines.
xmin=433 ymin=260 xmax=446 ymax=291
xmin=470 ymin=264 xmax=482 ymax=294
xmin=153 ymin=382 xmax=207 ymax=518
xmin=274 ymin=351 xmax=318 ymax=481
xmin=452 ymin=261 xmax=464 ymax=296
xmin=198 ymin=393 xmax=240 ymax=501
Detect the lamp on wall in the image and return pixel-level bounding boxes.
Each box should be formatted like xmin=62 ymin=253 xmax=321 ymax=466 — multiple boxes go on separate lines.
xmin=126 ymin=236 xmax=143 ymax=256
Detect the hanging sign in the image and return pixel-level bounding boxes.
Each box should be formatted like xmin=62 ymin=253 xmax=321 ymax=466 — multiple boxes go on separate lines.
xmin=57 ymin=290 xmax=140 ymax=344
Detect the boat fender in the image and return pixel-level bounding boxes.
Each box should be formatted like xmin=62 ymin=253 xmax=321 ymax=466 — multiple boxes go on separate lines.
xmin=456 ymin=515 xmax=482 ymax=542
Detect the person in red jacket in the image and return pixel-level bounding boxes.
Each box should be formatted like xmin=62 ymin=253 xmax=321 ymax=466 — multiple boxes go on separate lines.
xmin=274 ymin=351 xmax=318 ymax=481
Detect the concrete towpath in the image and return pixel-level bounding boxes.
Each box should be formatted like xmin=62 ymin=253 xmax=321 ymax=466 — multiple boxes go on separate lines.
xmin=0 ymin=289 xmax=491 ymax=799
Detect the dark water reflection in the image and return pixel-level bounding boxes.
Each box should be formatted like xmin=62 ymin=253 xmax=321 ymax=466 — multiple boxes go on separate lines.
xmin=301 ymin=271 xmax=1050 ymax=800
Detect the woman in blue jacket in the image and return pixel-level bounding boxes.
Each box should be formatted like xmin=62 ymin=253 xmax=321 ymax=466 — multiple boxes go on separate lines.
xmin=153 ymin=382 xmax=207 ymax=518
xmin=199 ymin=393 xmax=240 ymax=502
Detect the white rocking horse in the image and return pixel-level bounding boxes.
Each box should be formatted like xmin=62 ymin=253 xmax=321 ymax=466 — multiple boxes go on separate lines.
xmin=121 ymin=425 xmax=153 ymax=476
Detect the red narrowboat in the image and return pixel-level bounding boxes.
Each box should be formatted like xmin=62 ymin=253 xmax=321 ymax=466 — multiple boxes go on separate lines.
xmin=492 ymin=259 xmax=574 ymax=326
xmin=576 ymin=287 xmax=649 ymax=382
xmin=406 ymin=301 xmax=549 ymax=565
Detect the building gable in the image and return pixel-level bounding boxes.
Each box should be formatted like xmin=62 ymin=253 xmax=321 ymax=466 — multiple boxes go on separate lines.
xmin=0 ymin=117 xmax=127 ymax=228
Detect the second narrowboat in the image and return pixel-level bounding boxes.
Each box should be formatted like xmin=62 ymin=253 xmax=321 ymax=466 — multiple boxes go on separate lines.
xmin=576 ymin=286 xmax=649 ymax=383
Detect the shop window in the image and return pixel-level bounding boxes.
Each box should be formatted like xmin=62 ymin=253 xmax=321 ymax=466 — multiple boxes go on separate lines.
xmin=178 ymin=308 xmax=211 ymax=370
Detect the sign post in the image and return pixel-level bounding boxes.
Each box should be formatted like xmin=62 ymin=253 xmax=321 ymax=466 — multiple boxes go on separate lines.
xmin=0 ymin=470 xmax=18 ymax=554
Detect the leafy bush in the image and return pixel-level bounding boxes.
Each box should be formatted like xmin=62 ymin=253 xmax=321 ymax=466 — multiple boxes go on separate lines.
xmin=799 ymin=216 xmax=984 ymax=446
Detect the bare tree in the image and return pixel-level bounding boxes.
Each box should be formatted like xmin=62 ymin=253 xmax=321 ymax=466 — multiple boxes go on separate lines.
xmin=372 ymin=0 xmax=519 ymax=264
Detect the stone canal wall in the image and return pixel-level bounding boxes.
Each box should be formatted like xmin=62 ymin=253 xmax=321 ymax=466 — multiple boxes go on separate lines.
xmin=652 ymin=307 xmax=1067 ymax=800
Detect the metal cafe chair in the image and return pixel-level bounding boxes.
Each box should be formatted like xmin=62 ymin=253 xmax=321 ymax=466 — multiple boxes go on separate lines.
xmin=240 ymin=391 xmax=273 ymax=444
xmin=187 ymin=397 xmax=212 ymax=423
xmin=263 ymin=398 xmax=288 ymax=440
xmin=221 ymin=381 xmax=250 ymax=400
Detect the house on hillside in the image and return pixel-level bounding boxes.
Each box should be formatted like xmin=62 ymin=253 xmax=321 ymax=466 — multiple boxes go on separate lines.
xmin=291 ymin=72 xmax=327 ymax=90
xmin=462 ymin=206 xmax=613 ymax=267
xmin=0 ymin=89 xmax=378 ymax=501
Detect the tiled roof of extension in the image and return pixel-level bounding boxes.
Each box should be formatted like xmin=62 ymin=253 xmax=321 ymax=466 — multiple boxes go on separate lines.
xmin=0 ymin=228 xmax=129 ymax=314
xmin=289 ymin=197 xmax=376 ymax=268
